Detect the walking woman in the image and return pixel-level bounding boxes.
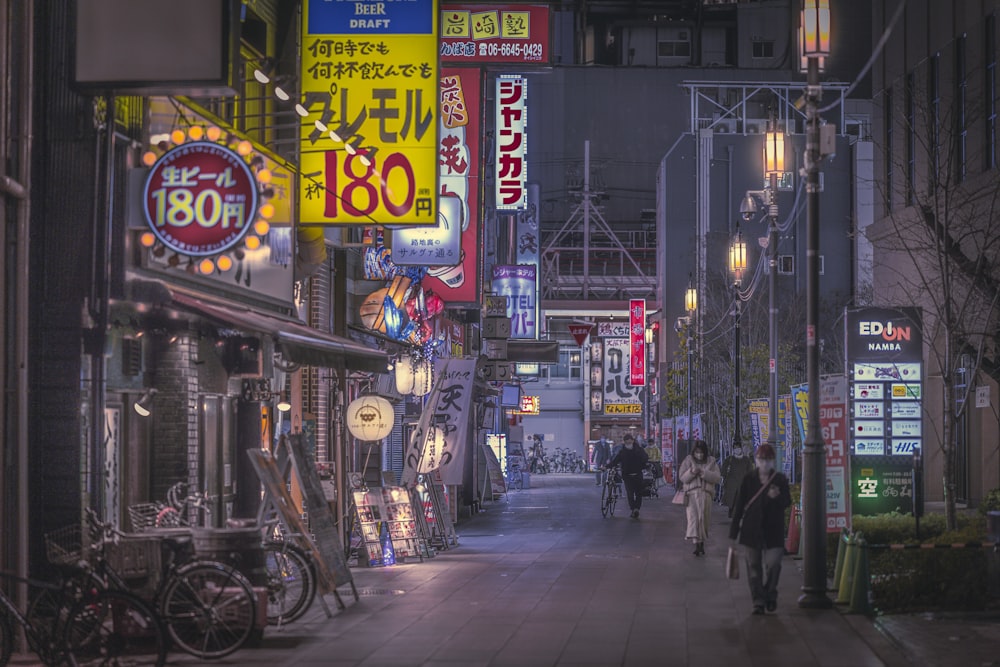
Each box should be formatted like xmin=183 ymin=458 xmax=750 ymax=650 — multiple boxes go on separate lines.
xmin=728 ymin=443 xmax=792 ymax=615
xmin=678 ymin=440 xmax=721 ymax=555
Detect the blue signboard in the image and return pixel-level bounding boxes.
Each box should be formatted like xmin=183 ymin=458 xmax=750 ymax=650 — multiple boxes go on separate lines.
xmin=308 ymin=0 xmax=435 ymax=35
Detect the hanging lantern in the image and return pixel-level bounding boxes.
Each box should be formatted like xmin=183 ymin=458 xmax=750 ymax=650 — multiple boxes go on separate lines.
xmin=395 ymin=353 xmax=416 ymax=395
xmin=412 ymin=356 xmax=433 ymax=397
xmin=346 ymin=395 xmax=395 ymax=441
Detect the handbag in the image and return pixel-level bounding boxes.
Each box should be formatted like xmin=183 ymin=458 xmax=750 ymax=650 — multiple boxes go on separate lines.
xmin=726 ymin=546 xmax=740 ymax=580
xmin=672 ymin=489 xmax=687 ymax=506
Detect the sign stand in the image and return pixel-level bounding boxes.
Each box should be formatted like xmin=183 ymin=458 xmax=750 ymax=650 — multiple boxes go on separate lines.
xmin=420 ymin=471 xmax=458 ymax=549
xmin=480 ymin=442 xmax=507 ymax=503
xmin=249 ymin=446 xmax=357 ymax=614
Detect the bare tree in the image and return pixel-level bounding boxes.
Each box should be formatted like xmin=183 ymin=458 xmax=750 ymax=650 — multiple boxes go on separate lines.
xmin=870 ymin=57 xmax=1000 ymax=529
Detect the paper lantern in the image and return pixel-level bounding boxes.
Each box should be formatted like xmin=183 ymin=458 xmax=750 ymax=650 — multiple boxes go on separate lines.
xmin=412 ymin=357 xmax=433 ymax=397
xmin=346 ymin=395 xmax=395 ymax=441
xmin=395 ymin=353 xmax=415 ymax=394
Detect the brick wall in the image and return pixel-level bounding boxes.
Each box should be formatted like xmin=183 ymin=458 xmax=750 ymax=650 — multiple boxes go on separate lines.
xmin=149 ymin=332 xmax=200 ymax=500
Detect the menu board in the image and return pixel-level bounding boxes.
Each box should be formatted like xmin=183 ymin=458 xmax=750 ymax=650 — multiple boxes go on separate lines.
xmin=353 ymin=485 xmax=423 ymax=566
xmin=380 ymin=486 xmax=421 ymax=558
xmin=353 ymin=489 xmax=391 ymax=567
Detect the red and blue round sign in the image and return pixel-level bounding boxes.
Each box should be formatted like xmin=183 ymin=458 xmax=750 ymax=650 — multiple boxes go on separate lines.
xmin=142 ymin=142 xmax=258 ymax=257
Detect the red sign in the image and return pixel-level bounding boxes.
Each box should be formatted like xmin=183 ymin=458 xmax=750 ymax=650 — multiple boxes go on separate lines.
xmin=495 ymin=75 xmax=527 ymax=210
xmin=143 ymin=142 xmax=257 ymax=257
xmin=568 ymin=323 xmax=593 ymax=346
xmin=440 ymin=4 xmax=550 ymax=64
xmin=629 ymin=299 xmax=645 ymax=386
xmin=424 ymin=67 xmax=482 ymax=305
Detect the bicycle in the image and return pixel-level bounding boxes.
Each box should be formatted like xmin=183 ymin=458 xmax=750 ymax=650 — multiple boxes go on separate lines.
xmin=128 ymin=481 xmax=212 ymax=531
xmin=73 ymin=510 xmax=258 ymax=660
xmin=601 ymin=466 xmax=623 ymax=517
xmin=259 ymin=521 xmax=318 ymax=627
xmin=506 ymin=459 xmax=524 ymax=491
xmin=11 ymin=527 xmax=169 ymax=666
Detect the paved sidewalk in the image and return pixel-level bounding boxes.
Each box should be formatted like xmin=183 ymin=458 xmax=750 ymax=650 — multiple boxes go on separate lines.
xmin=14 ymin=474 xmax=998 ymax=665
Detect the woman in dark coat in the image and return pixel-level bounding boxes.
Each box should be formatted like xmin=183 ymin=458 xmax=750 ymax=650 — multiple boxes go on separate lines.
xmin=728 ymin=444 xmax=791 ymax=615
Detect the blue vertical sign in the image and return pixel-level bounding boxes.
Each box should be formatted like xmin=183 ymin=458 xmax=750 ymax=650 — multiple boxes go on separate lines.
xmin=491 ymin=264 xmax=536 ymax=339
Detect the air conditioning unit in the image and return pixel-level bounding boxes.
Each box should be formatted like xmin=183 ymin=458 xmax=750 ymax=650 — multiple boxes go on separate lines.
xmin=713 ymin=118 xmax=736 ymax=133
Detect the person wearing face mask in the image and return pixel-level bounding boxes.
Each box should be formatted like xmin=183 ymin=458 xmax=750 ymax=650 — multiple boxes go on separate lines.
xmin=605 ymin=434 xmax=649 ymax=519
xmin=678 ymin=440 xmax=722 ymax=555
xmin=728 ymin=443 xmax=792 ymax=615
xmin=721 ymin=444 xmax=753 ymax=517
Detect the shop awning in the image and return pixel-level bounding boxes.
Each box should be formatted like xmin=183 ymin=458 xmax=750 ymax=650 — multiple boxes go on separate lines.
xmin=169 ymin=291 xmax=388 ymax=373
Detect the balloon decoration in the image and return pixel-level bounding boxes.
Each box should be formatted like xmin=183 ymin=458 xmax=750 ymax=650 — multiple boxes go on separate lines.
xmin=359 ymin=275 xmax=411 ymax=334
xmin=346 ymin=394 xmax=395 ymax=441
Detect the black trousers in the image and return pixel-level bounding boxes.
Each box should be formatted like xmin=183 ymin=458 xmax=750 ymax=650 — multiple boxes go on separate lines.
xmin=623 ymin=472 xmax=644 ymax=510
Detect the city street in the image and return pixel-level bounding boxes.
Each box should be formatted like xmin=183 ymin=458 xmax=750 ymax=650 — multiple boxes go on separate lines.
xmin=169 ymin=473 xmax=911 ymax=666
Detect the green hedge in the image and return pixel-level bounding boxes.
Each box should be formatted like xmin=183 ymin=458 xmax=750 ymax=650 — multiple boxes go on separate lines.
xmin=821 ymin=511 xmax=998 ymax=614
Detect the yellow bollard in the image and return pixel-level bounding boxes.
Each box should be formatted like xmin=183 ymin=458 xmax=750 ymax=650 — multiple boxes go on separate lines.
xmin=837 ymin=531 xmax=861 ymax=604
xmin=848 ymin=535 xmax=873 ymax=615
xmin=832 ymin=528 xmax=850 ymax=593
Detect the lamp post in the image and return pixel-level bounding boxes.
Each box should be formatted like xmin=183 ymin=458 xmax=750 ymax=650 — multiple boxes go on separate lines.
xmin=739 ymin=120 xmax=784 ymax=457
xmin=798 ymin=0 xmax=833 ymax=610
xmin=729 ymin=229 xmax=747 ymax=454
xmin=684 ymin=283 xmax=697 ymax=449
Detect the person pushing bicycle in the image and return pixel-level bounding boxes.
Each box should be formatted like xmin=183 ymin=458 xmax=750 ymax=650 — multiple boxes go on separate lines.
xmin=604 ymin=434 xmax=649 ymax=519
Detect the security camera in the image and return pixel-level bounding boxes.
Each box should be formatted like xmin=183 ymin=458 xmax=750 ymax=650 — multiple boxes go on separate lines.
xmin=739 ymin=193 xmax=759 ymax=222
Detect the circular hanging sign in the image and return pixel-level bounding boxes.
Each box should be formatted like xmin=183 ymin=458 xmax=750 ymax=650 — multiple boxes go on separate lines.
xmin=346 ymin=395 xmax=395 ymax=442
xmin=142 ymin=141 xmax=258 ymax=257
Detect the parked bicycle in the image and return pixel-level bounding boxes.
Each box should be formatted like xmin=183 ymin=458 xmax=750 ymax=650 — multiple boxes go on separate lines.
xmin=601 ymin=466 xmax=623 ymax=517
xmin=506 ymin=457 xmax=524 ymax=491
xmin=260 ymin=520 xmax=318 ymax=627
xmin=53 ymin=510 xmax=258 ymax=660
xmin=128 ymin=481 xmax=212 ymax=531
xmin=13 ymin=524 xmax=169 ymax=666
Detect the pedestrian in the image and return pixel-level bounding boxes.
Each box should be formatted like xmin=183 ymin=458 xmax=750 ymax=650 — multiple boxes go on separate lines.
xmin=728 ymin=443 xmax=792 ymax=615
xmin=678 ymin=440 xmax=721 ymax=555
xmin=721 ymin=443 xmax=753 ymax=517
xmin=605 ymin=434 xmax=649 ymax=519
xmin=591 ymin=437 xmax=611 ymax=486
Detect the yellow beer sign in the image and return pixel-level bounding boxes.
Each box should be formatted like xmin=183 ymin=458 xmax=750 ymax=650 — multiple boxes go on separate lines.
xmin=605 ymin=403 xmax=642 ymax=415
xmin=300 ymin=0 xmax=439 ymax=225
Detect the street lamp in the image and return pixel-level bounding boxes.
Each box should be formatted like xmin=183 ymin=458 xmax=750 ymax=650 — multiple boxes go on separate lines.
xmin=684 ymin=283 xmax=697 ymax=449
xmin=729 ymin=229 xmax=747 ymax=454
xmin=740 ymin=118 xmax=783 ymax=458
xmin=798 ymin=0 xmax=833 ymax=610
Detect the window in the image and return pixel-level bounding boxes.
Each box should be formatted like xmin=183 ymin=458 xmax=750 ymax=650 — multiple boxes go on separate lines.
xmin=986 ymin=16 xmax=997 ymax=171
xmin=550 ymin=348 xmax=582 ymax=380
xmin=657 ymin=37 xmax=691 ymax=58
xmin=905 ymin=72 xmax=915 ymax=205
xmin=885 ymin=87 xmax=894 ymax=212
xmin=752 ymin=40 xmax=775 ymax=59
xmin=955 ymin=35 xmax=967 ymax=183
xmin=777 ymin=255 xmax=795 ymax=275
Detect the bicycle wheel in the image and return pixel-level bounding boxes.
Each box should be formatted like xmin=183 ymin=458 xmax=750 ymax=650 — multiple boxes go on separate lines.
xmin=608 ymin=483 xmax=618 ymax=516
xmin=65 ymin=588 xmax=168 ymax=667
xmin=160 ymin=561 xmax=256 ymax=660
xmin=511 ymin=470 xmax=523 ymax=491
xmin=263 ymin=542 xmax=317 ymax=625
xmin=601 ymin=482 xmax=611 ymax=517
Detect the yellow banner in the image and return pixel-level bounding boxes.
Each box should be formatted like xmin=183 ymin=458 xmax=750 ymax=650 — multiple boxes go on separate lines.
xmin=605 ymin=403 xmax=642 ymax=415
xmin=300 ymin=7 xmax=439 ymax=225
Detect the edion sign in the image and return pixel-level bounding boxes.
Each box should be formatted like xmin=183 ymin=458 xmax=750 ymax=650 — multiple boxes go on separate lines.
xmin=143 ymin=142 xmax=258 ymax=257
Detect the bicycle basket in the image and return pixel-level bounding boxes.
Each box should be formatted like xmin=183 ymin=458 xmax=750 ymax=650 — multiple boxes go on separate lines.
xmin=127 ymin=503 xmax=164 ymax=532
xmin=44 ymin=524 xmax=82 ymax=566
